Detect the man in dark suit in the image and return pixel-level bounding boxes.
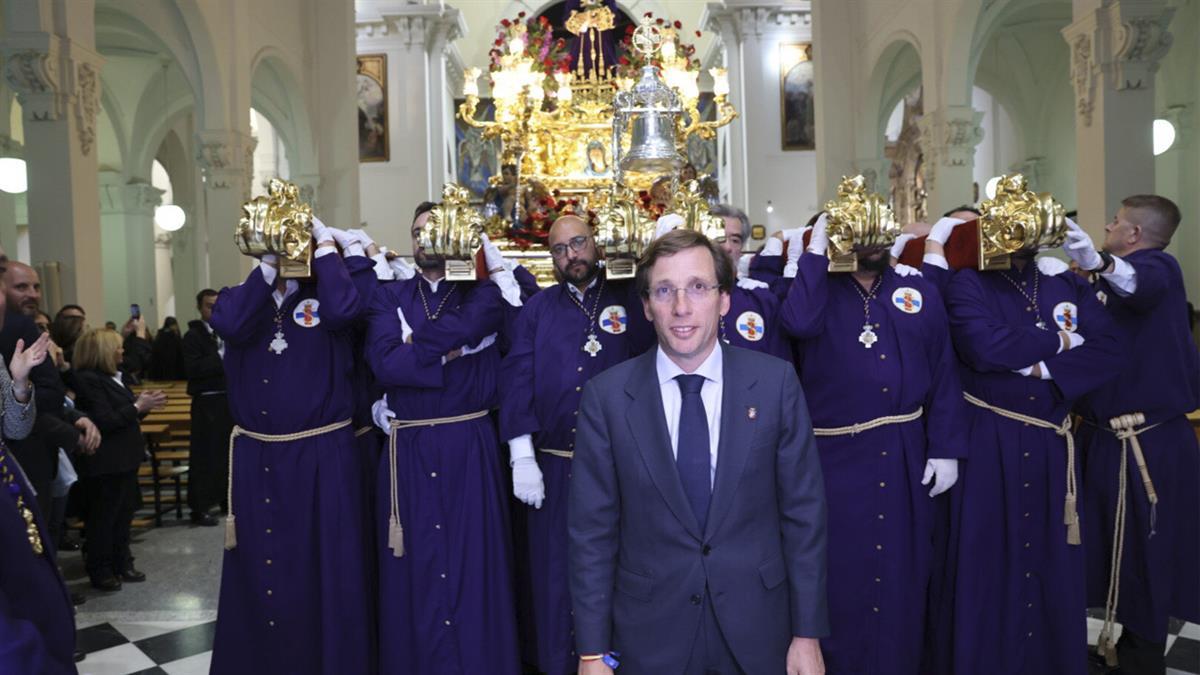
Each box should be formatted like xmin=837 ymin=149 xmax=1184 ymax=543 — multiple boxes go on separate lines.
xmin=569 ymin=229 xmax=829 ymax=675
xmin=0 ymin=248 xmax=100 ymax=536
xmin=181 ymin=288 xmax=232 ymax=526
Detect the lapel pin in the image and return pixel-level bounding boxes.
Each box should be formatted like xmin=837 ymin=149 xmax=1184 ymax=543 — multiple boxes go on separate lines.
xmin=747 ymin=407 xmax=757 ymax=420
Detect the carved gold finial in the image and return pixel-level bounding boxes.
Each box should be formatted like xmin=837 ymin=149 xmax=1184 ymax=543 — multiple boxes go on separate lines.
xmin=977 ymin=173 xmax=1065 ymax=269
xmin=236 ymin=178 xmax=314 ymax=278
xmin=822 ymin=175 xmax=900 ymax=271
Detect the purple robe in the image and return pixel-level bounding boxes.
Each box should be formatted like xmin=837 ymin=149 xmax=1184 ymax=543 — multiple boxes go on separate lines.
xmin=365 ymin=276 xmax=520 ymax=675
xmin=939 ymin=263 xmax=1121 ymax=675
xmin=209 ymin=253 xmax=375 ymax=674
xmin=722 ymin=283 xmax=791 ymax=361
xmin=0 ymin=452 xmax=75 ymax=675
xmin=781 ymin=252 xmax=966 ymax=674
xmin=1076 ymin=249 xmax=1199 ymax=642
xmin=498 ymin=276 xmax=652 ymax=675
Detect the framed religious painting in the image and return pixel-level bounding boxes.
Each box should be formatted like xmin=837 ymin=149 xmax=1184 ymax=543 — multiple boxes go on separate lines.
xmin=454 ymin=98 xmax=500 ymax=202
xmin=357 ymin=54 xmax=388 ymax=163
xmin=780 ymin=43 xmax=815 ymax=151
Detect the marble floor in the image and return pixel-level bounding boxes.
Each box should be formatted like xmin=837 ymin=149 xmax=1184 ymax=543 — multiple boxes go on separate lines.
xmin=61 ymin=519 xmax=1200 ymax=674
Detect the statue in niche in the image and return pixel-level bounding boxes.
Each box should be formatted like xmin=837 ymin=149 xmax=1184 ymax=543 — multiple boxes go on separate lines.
xmin=885 ymin=88 xmax=928 ymax=225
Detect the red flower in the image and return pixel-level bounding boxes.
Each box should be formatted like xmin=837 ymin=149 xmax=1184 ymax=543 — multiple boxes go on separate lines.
xmin=494 ymin=38 xmax=503 ymax=46
xmin=626 ymin=25 xmax=636 ymax=34
xmin=557 ymin=38 xmax=565 ymax=47
xmin=501 ymin=18 xmax=511 ymax=27
xmin=644 ymin=11 xmax=653 ymax=17
xmin=539 ymin=16 xmax=549 ymax=26
xmin=673 ymin=20 xmax=682 ymax=29
xmin=655 ymin=17 xmax=663 ymax=25
xmin=618 ymin=55 xmax=630 ymax=65
xmin=518 ymin=10 xmax=526 ymax=18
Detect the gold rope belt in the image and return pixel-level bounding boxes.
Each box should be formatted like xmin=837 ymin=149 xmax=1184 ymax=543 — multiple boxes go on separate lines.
xmin=812 ymin=407 xmax=923 ymax=437
xmin=354 ymin=425 xmax=374 ymax=438
xmin=538 ymin=448 xmax=573 ymax=459
xmin=963 ymin=392 xmax=1080 ymax=546
xmin=385 ymin=410 xmax=491 ymax=558
xmin=1094 ymin=412 xmax=1161 ymax=668
xmin=224 ymin=419 xmax=353 ymax=550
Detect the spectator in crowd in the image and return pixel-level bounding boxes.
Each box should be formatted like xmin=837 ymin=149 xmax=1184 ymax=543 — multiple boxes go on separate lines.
xmin=71 ymin=329 xmax=166 ymax=591
xmin=120 ymin=317 xmax=153 ymax=384
xmin=182 ymin=289 xmax=231 ymax=526
xmin=34 ymin=310 xmax=51 ymax=333
xmin=148 ymin=317 xmax=186 ymax=381
xmin=104 ymin=321 xmax=117 ymax=331
xmin=55 ymin=304 xmax=86 ymax=322
xmin=51 ymin=313 xmax=86 ymax=371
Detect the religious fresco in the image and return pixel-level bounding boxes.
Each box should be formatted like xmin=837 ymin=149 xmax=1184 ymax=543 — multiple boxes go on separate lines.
xmin=780 ymin=43 xmax=815 ymax=150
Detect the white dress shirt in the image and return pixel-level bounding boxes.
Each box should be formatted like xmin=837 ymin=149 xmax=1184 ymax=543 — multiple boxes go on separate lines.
xmin=656 ymin=344 xmax=723 ymax=486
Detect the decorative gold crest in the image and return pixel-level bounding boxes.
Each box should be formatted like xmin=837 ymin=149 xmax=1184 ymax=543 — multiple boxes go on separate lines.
xmin=977 ymin=174 xmax=1066 ymax=271
xmin=592 ymin=188 xmax=654 ymax=279
xmin=822 ymin=175 xmax=900 ymax=272
xmin=236 ymin=178 xmax=314 ymax=278
xmin=421 ymin=183 xmax=485 ymax=281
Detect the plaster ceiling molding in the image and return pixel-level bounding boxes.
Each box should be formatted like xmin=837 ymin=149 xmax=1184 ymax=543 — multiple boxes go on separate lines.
xmin=1062 ymin=19 xmax=1098 ymax=127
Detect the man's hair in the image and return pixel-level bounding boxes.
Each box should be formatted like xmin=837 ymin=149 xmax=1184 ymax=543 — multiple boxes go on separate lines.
xmin=636 ymin=229 xmax=734 ymax=298
xmin=413 ymin=201 xmax=437 ymax=225
xmin=73 ymin=328 xmax=124 ymax=376
xmin=709 ymin=204 xmax=750 ymax=241
xmin=54 ymin=304 xmax=85 ymax=320
xmin=50 ymin=314 xmax=85 ymax=351
xmin=805 ymin=211 xmax=824 ymax=228
xmin=196 ymin=289 xmax=218 ymax=309
xmin=944 ymin=205 xmax=982 ymax=218
xmin=1122 ymin=194 xmax=1182 ymax=246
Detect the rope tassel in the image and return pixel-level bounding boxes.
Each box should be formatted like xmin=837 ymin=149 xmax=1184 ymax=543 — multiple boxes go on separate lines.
xmin=1064 ymin=496 xmax=1081 ymax=546
xmin=388 ymin=515 xmax=404 ymax=558
xmin=224 ymin=514 xmax=237 ymax=549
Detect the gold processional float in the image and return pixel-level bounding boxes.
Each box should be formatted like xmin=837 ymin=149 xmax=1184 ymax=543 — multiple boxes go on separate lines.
xmin=234 ymin=3 xmax=1066 ymax=281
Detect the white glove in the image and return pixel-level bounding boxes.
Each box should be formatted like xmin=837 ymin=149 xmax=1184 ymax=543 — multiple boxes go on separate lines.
xmin=654 ymin=213 xmax=684 ymax=240
xmin=759 ymin=237 xmax=784 ymax=257
xmin=389 ymin=257 xmax=417 ymax=280
xmin=737 ymin=253 xmax=752 ymax=279
xmin=509 ymin=436 xmax=545 ymax=509
xmin=922 ymin=458 xmax=959 ymax=497
xmin=460 ymin=332 xmax=497 ymax=356
xmin=928 ymin=217 xmax=967 ymax=245
xmin=893 ymin=263 xmax=922 ymax=277
xmin=310 ymin=217 xmax=335 ymax=246
xmin=396 ymin=306 xmax=414 ymax=343
xmin=806 ymin=214 xmax=828 ymax=255
xmin=348 ymin=228 xmax=375 ymax=249
xmin=890 ymin=232 xmax=917 ymax=260
xmin=1063 ymin=218 xmax=1103 ymax=271
xmin=371 ymin=395 xmax=395 ymax=433
xmin=1036 ymin=256 xmax=1070 ymax=276
xmin=480 ymin=233 xmax=506 ymax=272
xmin=736 ymin=276 xmax=769 ymax=290
xmin=782 ymin=227 xmax=811 ymax=277
xmin=371 ymin=253 xmax=395 ymax=281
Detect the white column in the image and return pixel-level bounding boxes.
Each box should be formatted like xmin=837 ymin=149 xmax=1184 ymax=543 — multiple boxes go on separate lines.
xmin=357 ymin=4 xmax=466 ymax=251
xmin=2 ymin=0 xmax=105 ymax=313
xmin=918 ymin=105 xmax=984 ymax=217
xmin=701 ymin=2 xmax=816 ymax=233
xmin=1062 ymin=0 xmax=1175 ymax=233
xmin=98 ymin=172 xmax=162 ymax=326
xmin=154 ymin=232 xmax=176 ymax=320
xmin=0 ymin=134 xmax=20 ymax=255
xmin=703 ymin=4 xmax=748 ymax=208
xmin=313 ymin=0 xmax=360 ymax=231
xmin=195 ymin=129 xmax=256 ymax=289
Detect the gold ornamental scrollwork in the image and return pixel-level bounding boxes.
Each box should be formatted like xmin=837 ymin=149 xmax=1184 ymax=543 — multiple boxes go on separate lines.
xmin=236 ymin=178 xmax=314 ymax=278
xmin=977 ymin=174 xmax=1066 ymax=270
xmin=822 ymin=175 xmax=901 ymax=272
xmin=421 ymin=183 xmax=485 ymax=281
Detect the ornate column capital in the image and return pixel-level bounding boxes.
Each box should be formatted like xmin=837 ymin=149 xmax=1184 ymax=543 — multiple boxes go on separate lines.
xmin=918 ymin=106 xmax=984 ymax=169
xmin=99 ymin=179 xmax=164 ymax=216
xmin=357 ymin=3 xmax=466 ymax=52
xmin=195 ymin=129 xmax=258 ymax=200
xmin=1063 ymin=0 xmax=1175 ymax=127
xmin=703 ymin=2 xmax=811 ymax=43
xmin=2 ymin=35 xmax=104 ymax=157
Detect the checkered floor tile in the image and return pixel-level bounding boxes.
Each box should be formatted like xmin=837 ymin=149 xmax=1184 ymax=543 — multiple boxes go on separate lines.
xmin=74 ymin=620 xmax=213 ymax=675
xmin=1085 ymin=612 xmax=1199 ymax=674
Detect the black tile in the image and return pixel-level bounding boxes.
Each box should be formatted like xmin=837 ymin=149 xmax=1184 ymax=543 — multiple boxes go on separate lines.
xmin=1086 ymin=607 xmax=1106 ymax=620
xmin=1168 ymin=617 xmax=1186 ymax=634
xmin=133 ymin=621 xmax=216 ymax=665
xmin=75 ymin=623 xmax=130 ymax=654
xmin=1166 ymin=636 xmax=1200 ymax=672
xmin=126 ymin=668 xmax=169 ymax=675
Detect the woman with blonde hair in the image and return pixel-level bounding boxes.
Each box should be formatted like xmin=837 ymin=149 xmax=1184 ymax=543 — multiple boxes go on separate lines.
xmin=71 ymin=329 xmax=166 ymax=591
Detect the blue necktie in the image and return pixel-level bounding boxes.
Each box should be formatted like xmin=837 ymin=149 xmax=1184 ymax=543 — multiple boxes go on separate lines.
xmin=675 ymin=374 xmax=711 ymax=531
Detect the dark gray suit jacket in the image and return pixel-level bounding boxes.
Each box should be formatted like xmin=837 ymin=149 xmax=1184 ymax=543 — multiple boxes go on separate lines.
xmin=569 ymin=344 xmax=829 ymax=674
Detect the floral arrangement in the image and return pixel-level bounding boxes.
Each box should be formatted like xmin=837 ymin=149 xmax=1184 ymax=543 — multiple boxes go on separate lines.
xmin=615 ymin=13 xmax=701 ymax=79
xmin=488 ymin=12 xmax=572 ymax=75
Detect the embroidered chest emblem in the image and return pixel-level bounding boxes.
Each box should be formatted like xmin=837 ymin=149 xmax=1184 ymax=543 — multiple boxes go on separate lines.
xmin=892 ymin=287 xmax=923 ymax=314
xmin=293 ymin=299 xmax=321 ymax=327
xmin=1053 ymin=301 xmax=1079 ymax=332
xmin=735 ymin=311 xmax=765 ymax=341
xmin=599 ymin=305 xmax=627 ymax=334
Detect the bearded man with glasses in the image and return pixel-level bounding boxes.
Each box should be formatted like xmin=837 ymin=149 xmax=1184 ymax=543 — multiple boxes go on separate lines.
xmin=499 ymin=212 xmax=656 ymax=675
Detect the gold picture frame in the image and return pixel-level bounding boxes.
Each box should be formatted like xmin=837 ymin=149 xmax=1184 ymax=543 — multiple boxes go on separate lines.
xmin=357 ymin=54 xmax=388 ymax=162
xmin=780 ymin=43 xmax=814 ymax=151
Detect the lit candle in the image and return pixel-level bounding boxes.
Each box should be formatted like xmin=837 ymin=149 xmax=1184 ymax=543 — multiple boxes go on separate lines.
xmin=661 ymin=40 xmax=676 ymax=61
xmin=710 ymin=67 xmax=729 ymax=97
xmin=508 ymin=36 xmax=525 ymax=55
xmin=463 ymin=67 xmax=480 ymax=98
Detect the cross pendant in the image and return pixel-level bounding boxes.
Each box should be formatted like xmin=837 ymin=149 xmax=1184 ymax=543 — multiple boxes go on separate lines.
xmin=583 ymin=333 xmax=603 ymax=358
xmin=858 ymin=324 xmax=878 ymax=349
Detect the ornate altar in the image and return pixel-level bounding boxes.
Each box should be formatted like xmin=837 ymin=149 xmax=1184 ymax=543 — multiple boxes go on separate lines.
xmin=457 ymin=1 xmax=737 ymax=283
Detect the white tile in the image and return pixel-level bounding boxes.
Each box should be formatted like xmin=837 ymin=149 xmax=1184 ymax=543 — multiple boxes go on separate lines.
xmin=161 ymin=650 xmax=213 ymax=675
xmin=75 ymin=643 xmax=156 ymax=675
xmin=1165 ymin=634 xmax=1178 ymax=654
xmin=1166 ymin=669 xmax=1194 ymax=675
xmin=74 ymin=616 xmax=111 ymax=630
xmin=1180 ymin=622 xmax=1200 ymax=641
xmin=110 ymin=620 xmax=204 ymax=643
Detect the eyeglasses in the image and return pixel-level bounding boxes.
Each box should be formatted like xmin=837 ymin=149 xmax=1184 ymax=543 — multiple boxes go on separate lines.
xmin=550 ymin=235 xmax=590 ymax=259
xmin=648 ymin=282 xmax=720 ymax=303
